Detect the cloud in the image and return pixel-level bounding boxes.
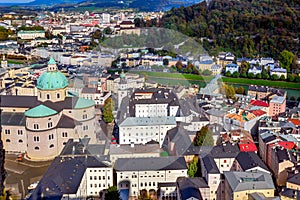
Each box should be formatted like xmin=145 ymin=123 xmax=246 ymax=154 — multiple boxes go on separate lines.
xmin=0 ymin=0 xmax=34 ymax=3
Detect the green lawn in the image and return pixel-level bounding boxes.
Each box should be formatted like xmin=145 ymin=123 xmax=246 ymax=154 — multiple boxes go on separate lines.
xmin=221 ymin=77 xmax=300 ymax=90
xmin=132 ymin=71 xmax=300 ymax=90
xmin=132 ymin=71 xmax=214 ymax=82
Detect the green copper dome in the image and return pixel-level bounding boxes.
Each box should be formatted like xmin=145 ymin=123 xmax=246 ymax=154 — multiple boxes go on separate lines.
xmin=25 ymin=104 xmax=58 ymax=118
xmin=37 ymin=71 xmax=68 ymax=90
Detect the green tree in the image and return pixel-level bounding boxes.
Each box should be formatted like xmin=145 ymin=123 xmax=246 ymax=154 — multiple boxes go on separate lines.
xmin=279 ymin=50 xmax=294 ymax=72
xmin=232 ymin=71 xmax=240 ymax=78
xmin=225 ymin=71 xmax=231 ymax=77
xmin=256 ymin=73 xmax=262 ymax=79
xmin=202 ymin=69 xmax=212 ymax=76
xmin=288 ymin=74 xmax=296 ymax=82
xmin=104 ymin=27 xmax=113 ymax=35
xmin=271 ymin=74 xmax=279 ymax=81
xmin=103 ymin=98 xmax=115 ymax=123
xmin=280 ymin=75 xmax=286 ymax=81
xmin=163 ymin=58 xmax=169 ymax=66
xmin=187 ymin=157 xmax=198 ymax=178
xmin=194 ymin=126 xmax=214 ymax=146
xmin=105 ymin=186 xmax=121 ymax=200
xmin=248 ymin=73 xmax=255 ymax=79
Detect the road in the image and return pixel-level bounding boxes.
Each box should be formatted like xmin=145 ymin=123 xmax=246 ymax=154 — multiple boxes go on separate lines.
xmin=4 ymin=154 xmax=52 ymax=199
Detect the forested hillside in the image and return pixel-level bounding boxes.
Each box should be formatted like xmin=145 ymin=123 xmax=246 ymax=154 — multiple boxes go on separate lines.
xmin=161 ymin=0 xmax=300 ymax=57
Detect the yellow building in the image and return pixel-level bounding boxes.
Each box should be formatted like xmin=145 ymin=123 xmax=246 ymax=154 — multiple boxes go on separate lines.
xmin=224 ymin=171 xmax=275 ymax=200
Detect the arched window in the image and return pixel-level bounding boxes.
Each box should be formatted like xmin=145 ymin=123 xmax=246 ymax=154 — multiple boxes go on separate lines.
xmin=63 ymin=142 xmax=66 ymax=145
xmin=6 ymin=139 xmax=10 ymax=142
xmin=57 ymin=93 xmax=60 ymax=99
xmin=46 ymin=94 xmax=50 ymax=100
xmin=18 ymin=139 xmax=23 ymax=143
xmin=49 ymin=144 xmax=54 ymax=148
xmin=35 ymin=146 xmax=40 ymax=150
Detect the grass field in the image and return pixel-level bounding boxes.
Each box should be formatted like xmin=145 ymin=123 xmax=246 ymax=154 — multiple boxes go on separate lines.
xmin=131 ymin=71 xmax=300 ymax=90
xmin=221 ymin=77 xmax=300 ymax=90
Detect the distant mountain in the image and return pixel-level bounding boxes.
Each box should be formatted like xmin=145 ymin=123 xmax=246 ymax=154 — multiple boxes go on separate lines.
xmin=17 ymin=0 xmax=84 ymax=6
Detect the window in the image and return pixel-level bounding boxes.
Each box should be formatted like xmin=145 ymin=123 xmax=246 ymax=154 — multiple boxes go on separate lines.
xmin=18 ymin=139 xmax=23 ymax=143
xmin=35 ymin=146 xmax=40 ymax=150
xmin=5 ymin=130 xmax=10 ymax=134
xmin=62 ymin=132 xmax=68 ymax=137
xmin=6 ymin=139 xmax=10 ymax=143
xmin=49 ymin=134 xmax=54 ymax=140
xmin=46 ymin=94 xmax=50 ymax=100
xmin=63 ymin=142 xmax=66 ymax=145
xmin=33 ymin=124 xmax=39 ymax=130
xmin=83 ymin=125 xmax=88 ymax=130
xmin=34 ymin=136 xmax=40 ymax=142
xmin=57 ymin=93 xmax=60 ymax=99
xmin=48 ymin=122 xmax=53 ymax=128
xmin=90 ymin=176 xmax=92 ymax=180
xmin=83 ymin=114 xmax=88 ymax=119
xmin=18 ymin=130 xmax=23 ymax=135
xmin=94 ymin=176 xmax=97 ymax=180
xmin=49 ymin=144 xmax=54 ymax=148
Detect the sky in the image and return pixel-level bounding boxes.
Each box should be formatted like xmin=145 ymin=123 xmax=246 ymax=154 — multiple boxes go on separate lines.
xmin=0 ymin=0 xmax=33 ymax=3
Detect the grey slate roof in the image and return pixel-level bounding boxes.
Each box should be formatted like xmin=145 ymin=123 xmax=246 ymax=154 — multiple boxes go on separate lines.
xmin=224 ymin=171 xmax=275 ymax=192
xmin=202 ymin=155 xmax=220 ymax=174
xmin=236 ymin=152 xmax=269 ymax=172
xmin=209 ymin=142 xmax=240 ymax=158
xmin=29 ymin=156 xmax=110 ymax=200
xmin=1 ymin=112 xmax=26 ymax=126
xmin=119 ymin=116 xmax=176 ymax=126
xmin=115 ymin=156 xmax=187 ymax=171
xmin=177 ymin=177 xmax=209 ymax=200
xmin=287 ymin=172 xmax=300 ymax=185
xmin=57 ymin=114 xmax=82 ymax=129
xmin=0 ymin=95 xmax=39 ymax=108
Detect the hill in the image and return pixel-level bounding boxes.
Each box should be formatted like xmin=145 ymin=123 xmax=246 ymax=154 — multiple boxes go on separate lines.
xmin=160 ymin=0 xmax=300 ymax=58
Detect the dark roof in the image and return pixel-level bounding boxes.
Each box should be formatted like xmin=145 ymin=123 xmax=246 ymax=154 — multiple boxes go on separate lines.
xmin=287 ymin=172 xmax=300 ymax=185
xmin=0 ymin=95 xmax=39 ymax=108
xmin=262 ymin=135 xmax=277 ymax=143
xmin=236 ymin=152 xmax=269 ymax=172
xmin=57 ymin=115 xmax=81 ymax=129
xmin=157 ymin=182 xmax=177 ymax=187
xmin=29 ymin=156 xmax=110 ymax=200
xmin=275 ymin=148 xmax=296 ymax=163
xmin=209 ymin=142 xmax=240 ymax=158
xmin=177 ymin=177 xmax=209 ymax=200
xmin=115 ymin=156 xmax=187 ymax=171
xmin=281 ymin=188 xmax=300 ymax=199
xmin=1 ymin=112 xmax=26 ymax=126
xmin=129 ymin=88 xmax=179 ymax=117
xmin=202 ymin=155 xmax=220 ymax=174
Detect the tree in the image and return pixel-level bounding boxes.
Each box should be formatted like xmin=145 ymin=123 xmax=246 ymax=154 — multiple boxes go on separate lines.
xmin=288 ymin=74 xmax=296 ymax=82
xmin=194 ymin=126 xmax=214 ymax=146
xmin=163 ymin=58 xmax=169 ymax=66
xmin=248 ymin=73 xmax=255 ymax=79
xmin=232 ymin=71 xmax=240 ymax=78
xmin=279 ymin=50 xmax=294 ymax=72
xmin=175 ymin=60 xmax=183 ymax=72
xmin=105 ymin=186 xmax=121 ymax=200
xmin=271 ymin=74 xmax=279 ymax=81
xmin=240 ymin=72 xmax=247 ymax=78
xmin=103 ymin=98 xmax=115 ymax=123
xmin=290 ymin=96 xmax=296 ymax=101
xmin=225 ymin=71 xmax=231 ymax=77
xmin=188 ymin=157 xmax=198 ymax=178
xmin=202 ymin=69 xmax=212 ymax=76
xmin=280 ymin=75 xmax=286 ymax=81
xmin=92 ymin=29 xmax=102 ymax=40
xmin=235 ymin=86 xmax=245 ymax=95
xmin=104 ymin=27 xmax=113 ymax=35
xmin=256 ymin=73 xmax=262 ymax=79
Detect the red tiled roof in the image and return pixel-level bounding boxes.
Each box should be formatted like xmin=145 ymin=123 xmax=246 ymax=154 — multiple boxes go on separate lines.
xmin=288 ymin=118 xmax=300 ymax=126
xmin=278 ymin=141 xmax=295 ymax=150
xmin=250 ymin=110 xmax=267 ymax=117
xmin=250 ymin=100 xmax=269 ymax=107
xmin=239 ymin=142 xmax=258 ymax=152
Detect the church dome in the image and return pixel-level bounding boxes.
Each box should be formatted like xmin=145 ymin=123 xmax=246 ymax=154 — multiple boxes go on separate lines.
xmin=36 ymin=57 xmax=69 ymax=90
